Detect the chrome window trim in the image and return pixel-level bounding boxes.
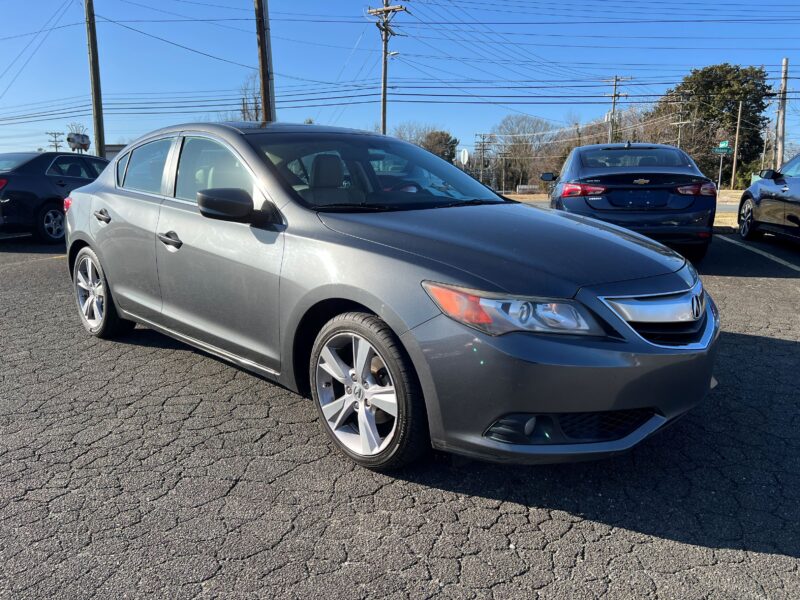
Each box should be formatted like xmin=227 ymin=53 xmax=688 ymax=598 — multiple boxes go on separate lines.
xmin=599 ymin=280 xmax=717 ymax=351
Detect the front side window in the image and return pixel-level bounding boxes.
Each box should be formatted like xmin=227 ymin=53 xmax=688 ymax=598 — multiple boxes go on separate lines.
xmin=250 ymin=133 xmax=502 ymax=211
xmin=86 ymin=157 xmax=109 ymax=177
xmin=122 ymin=138 xmax=173 ymax=195
xmin=47 ymin=155 xmax=90 ymax=179
xmin=780 ymin=155 xmax=800 ymax=178
xmin=580 ymin=148 xmax=691 ymax=169
xmin=175 ymin=137 xmax=254 ymax=202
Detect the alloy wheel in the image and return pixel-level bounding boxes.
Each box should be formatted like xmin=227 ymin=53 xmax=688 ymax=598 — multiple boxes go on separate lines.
xmin=43 ymin=209 xmax=64 ymax=240
xmin=315 ymin=332 xmax=399 ymax=456
xmin=76 ymin=256 xmax=105 ymax=329
xmin=739 ymin=201 xmax=753 ymax=238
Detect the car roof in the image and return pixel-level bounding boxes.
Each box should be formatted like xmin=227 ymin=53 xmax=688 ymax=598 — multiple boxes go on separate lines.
xmin=140 ymin=121 xmax=381 ymax=138
xmin=0 ymin=151 xmax=107 ymax=160
xmin=575 ymin=143 xmax=683 ymax=152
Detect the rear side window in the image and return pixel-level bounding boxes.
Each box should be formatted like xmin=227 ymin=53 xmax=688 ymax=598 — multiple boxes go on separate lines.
xmin=116 ymin=153 xmax=130 ymax=186
xmin=174 ymin=137 xmax=254 ymax=202
xmin=47 ymin=155 xmax=91 ymax=179
xmin=123 ymin=138 xmax=173 ymax=195
xmin=0 ymin=153 xmax=34 ymax=171
xmin=580 ymin=148 xmax=690 ymax=169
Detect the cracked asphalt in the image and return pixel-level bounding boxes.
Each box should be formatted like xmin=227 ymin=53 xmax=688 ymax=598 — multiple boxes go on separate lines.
xmin=1 ymin=233 xmax=799 ymax=599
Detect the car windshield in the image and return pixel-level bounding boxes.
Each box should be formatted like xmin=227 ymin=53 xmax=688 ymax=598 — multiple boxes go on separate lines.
xmin=0 ymin=153 xmax=34 ymax=172
xmin=580 ymin=148 xmax=690 ymax=169
xmin=249 ymin=132 xmax=504 ymax=211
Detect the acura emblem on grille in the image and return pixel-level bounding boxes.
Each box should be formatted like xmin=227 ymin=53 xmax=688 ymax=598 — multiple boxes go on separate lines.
xmin=691 ymin=294 xmax=703 ymax=320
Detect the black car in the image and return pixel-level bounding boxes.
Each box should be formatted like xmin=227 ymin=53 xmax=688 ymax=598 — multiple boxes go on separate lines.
xmin=738 ymin=153 xmax=800 ymax=241
xmin=0 ymin=152 xmax=109 ymax=243
xmin=542 ymin=143 xmax=716 ymax=262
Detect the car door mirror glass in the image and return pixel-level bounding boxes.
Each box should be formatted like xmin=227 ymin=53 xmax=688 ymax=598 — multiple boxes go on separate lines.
xmin=197 ymin=188 xmax=254 ymax=222
xmin=759 ymin=169 xmax=778 ymax=180
xmin=540 ymin=172 xmax=556 ymax=182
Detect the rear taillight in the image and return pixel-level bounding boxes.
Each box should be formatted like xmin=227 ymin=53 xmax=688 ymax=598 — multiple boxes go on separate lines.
xmin=63 ymin=196 xmax=73 ymax=212
xmin=676 ymin=182 xmax=716 ymax=196
xmin=561 ymin=183 xmax=607 ymax=197
xmin=0 ymin=178 xmax=7 ymax=191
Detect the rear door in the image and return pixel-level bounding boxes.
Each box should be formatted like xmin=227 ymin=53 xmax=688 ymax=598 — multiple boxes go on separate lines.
xmin=154 ymin=134 xmax=284 ymax=372
xmin=91 ymin=137 xmax=175 ymax=321
xmin=45 ymin=155 xmax=93 ymax=197
xmin=779 ymin=156 xmax=800 ymax=235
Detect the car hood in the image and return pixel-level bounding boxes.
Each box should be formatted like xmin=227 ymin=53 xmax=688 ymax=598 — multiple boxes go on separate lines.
xmin=319 ymin=203 xmax=685 ymax=298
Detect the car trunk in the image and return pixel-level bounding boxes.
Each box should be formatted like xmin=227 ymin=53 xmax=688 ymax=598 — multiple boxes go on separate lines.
xmin=578 ymin=170 xmax=707 ymax=211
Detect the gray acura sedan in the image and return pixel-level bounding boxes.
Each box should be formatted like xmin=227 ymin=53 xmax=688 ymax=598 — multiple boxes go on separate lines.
xmin=65 ymin=122 xmax=719 ymax=470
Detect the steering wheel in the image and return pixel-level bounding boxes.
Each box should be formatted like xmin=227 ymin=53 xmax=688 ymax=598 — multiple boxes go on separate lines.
xmin=389 ymin=181 xmax=423 ymax=193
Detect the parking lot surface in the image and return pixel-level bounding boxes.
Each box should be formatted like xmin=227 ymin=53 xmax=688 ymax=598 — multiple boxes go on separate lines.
xmin=1 ymin=234 xmax=799 ymax=599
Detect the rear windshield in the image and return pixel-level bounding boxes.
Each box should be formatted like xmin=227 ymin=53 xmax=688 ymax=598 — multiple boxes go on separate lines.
xmin=248 ymin=132 xmax=502 ymax=211
xmin=580 ymin=148 xmax=690 ymax=169
xmin=0 ymin=153 xmax=35 ymax=172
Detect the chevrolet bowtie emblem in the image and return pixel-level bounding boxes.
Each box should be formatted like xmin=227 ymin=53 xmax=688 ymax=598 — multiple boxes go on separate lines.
xmin=633 ymin=179 xmax=650 ymax=185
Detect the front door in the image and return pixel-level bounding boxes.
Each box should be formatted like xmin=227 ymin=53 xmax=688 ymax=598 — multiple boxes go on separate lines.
xmin=154 ymin=135 xmax=284 ymax=372
xmin=778 ymin=156 xmax=800 ymax=235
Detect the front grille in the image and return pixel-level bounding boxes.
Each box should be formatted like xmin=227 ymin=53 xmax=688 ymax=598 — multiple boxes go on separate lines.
xmin=629 ymin=312 xmax=707 ymax=346
xmin=485 ymin=409 xmax=654 ymax=445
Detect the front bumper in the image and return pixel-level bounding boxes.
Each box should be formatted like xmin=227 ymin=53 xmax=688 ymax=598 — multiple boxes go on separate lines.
xmin=401 ymin=275 xmax=719 ymax=464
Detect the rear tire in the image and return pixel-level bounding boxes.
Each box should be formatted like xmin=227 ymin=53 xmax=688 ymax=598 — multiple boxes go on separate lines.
xmin=34 ymin=202 xmax=65 ymax=243
xmin=739 ymin=198 xmax=761 ymax=241
xmin=72 ymin=246 xmax=135 ymax=339
xmin=310 ymin=312 xmax=429 ymax=471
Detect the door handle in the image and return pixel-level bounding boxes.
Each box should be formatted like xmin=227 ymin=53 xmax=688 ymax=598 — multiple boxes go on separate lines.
xmin=93 ymin=209 xmax=111 ymax=223
xmin=56 ymin=180 xmax=67 ymax=187
xmin=157 ymin=231 xmax=183 ymax=249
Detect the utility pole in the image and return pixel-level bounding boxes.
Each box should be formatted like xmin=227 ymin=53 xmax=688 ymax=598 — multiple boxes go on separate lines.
xmin=253 ymin=0 xmax=276 ymax=122
xmin=368 ymin=1 xmax=407 ymax=134
xmin=775 ymin=57 xmax=789 ymax=169
xmin=730 ymin=100 xmax=743 ymax=190
xmin=46 ymin=132 xmax=64 ymax=152
xmin=605 ymin=76 xmax=631 ymax=143
xmin=671 ymin=91 xmax=693 ymax=149
xmin=84 ymin=0 xmax=105 ymax=158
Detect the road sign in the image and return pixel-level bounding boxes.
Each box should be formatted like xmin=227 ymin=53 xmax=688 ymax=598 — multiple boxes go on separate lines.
xmin=718 ymin=140 xmax=730 ymax=148
xmin=712 ymin=147 xmax=733 ymax=155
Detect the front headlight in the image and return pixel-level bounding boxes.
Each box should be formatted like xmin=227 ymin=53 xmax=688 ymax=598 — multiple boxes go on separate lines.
xmin=422 ymin=281 xmax=605 ymax=337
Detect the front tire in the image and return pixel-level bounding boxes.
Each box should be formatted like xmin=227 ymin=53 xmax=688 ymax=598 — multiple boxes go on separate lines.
xmin=310 ymin=312 xmax=429 ymax=470
xmin=34 ymin=203 xmax=65 ymax=243
xmin=73 ymin=247 xmax=135 ymax=338
xmin=739 ymin=198 xmax=760 ymax=240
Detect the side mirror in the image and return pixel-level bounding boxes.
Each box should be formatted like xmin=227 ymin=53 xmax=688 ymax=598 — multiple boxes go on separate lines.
xmin=759 ymin=169 xmax=778 ymax=180
xmin=197 ymin=188 xmax=253 ymax=223
xmin=540 ymin=172 xmax=556 ymax=182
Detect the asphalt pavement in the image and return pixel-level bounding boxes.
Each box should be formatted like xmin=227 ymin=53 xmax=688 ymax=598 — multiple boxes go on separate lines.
xmin=1 ymin=233 xmax=799 ymax=599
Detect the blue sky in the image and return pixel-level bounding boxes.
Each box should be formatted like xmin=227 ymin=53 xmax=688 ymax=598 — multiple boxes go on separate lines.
xmin=0 ymin=0 xmax=798 ymax=154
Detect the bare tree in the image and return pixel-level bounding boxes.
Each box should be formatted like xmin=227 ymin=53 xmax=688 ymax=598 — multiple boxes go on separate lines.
xmin=392 ymin=121 xmax=437 ymax=145
xmin=238 ymin=73 xmax=262 ymax=121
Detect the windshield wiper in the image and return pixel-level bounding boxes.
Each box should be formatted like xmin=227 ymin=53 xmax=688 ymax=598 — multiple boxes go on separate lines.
xmin=434 ymin=199 xmax=506 ymax=208
xmin=315 ymin=203 xmax=395 ymax=212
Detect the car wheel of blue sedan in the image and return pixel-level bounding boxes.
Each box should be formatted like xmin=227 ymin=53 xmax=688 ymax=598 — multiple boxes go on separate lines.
xmin=310 ymin=312 xmax=429 ymax=470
